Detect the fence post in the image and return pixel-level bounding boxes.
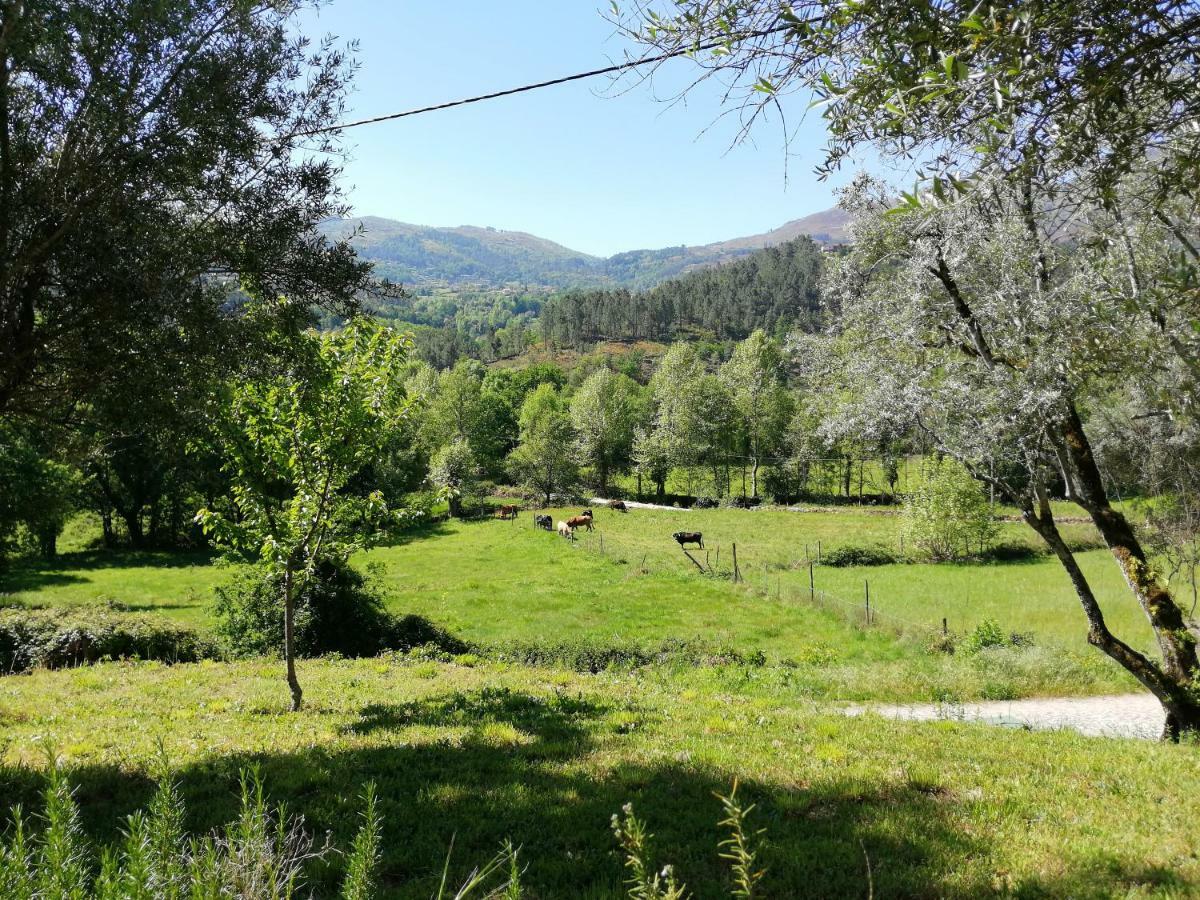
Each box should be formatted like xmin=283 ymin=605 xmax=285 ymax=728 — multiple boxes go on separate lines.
xmin=817 ymin=540 xmax=822 ymax=563
xmin=732 ymin=543 xmax=740 ymax=583
xmin=942 ymin=617 xmax=948 ymax=637
xmin=600 ymin=533 xmax=604 ymax=553
xmin=865 ymin=580 xmax=871 ymax=626
xmin=809 ymin=562 xmax=814 ymax=600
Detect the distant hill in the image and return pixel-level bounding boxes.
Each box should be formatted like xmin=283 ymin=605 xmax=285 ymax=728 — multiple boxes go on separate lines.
xmin=320 ymin=207 xmax=849 ymax=291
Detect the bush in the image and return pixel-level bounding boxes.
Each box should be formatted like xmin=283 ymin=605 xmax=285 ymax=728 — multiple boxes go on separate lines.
xmin=962 ymin=618 xmax=1034 ymax=655
xmin=820 ymin=543 xmax=898 ymax=567
xmin=213 ymin=560 xmax=465 ymax=659
xmin=901 ymin=459 xmax=998 ymax=561
xmin=0 ymin=607 xmax=216 ymax=673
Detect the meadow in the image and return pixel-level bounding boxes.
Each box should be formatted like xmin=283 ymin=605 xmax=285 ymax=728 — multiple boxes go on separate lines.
xmin=1 ymin=655 xmax=1197 ymax=898
xmin=1 ymin=504 xmax=1152 ymax=700
xmin=2 ymin=503 xmax=1197 ymax=895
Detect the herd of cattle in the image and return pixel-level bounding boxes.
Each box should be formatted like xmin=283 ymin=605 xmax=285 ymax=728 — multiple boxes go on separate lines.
xmin=501 ymin=499 xmax=702 ymax=549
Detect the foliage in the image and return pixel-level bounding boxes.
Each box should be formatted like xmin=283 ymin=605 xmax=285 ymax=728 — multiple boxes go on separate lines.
xmin=429 ymin=439 xmax=481 ymax=519
xmin=719 ymin=330 xmax=792 ymax=498
xmin=962 ymin=619 xmax=1035 ymax=656
xmin=570 ymin=369 xmax=645 ymax=494
xmin=820 ymin=544 xmax=898 ymax=568
xmin=0 ymin=0 xmax=371 ymax=419
xmin=901 ymin=460 xmax=998 ymax=562
xmin=0 ymin=763 xmax=381 ymax=899
xmin=0 ymin=426 xmax=79 ymax=560
xmin=213 ymin=561 xmax=448 ymax=660
xmin=540 ymin=237 xmax=826 ymax=347
xmin=198 ymin=318 xmax=412 ymax=709
xmin=0 ymin=607 xmax=215 ymax=673
xmin=507 ymin=385 xmax=578 ymax=505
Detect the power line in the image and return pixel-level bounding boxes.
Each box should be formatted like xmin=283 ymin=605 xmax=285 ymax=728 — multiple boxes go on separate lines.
xmin=297 ymin=25 xmax=791 ymax=137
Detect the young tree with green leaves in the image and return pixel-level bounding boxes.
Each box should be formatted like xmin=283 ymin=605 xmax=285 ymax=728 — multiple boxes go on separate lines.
xmin=429 ymin=439 xmax=479 ymax=519
xmin=197 ymin=319 xmax=410 ymax=711
xmin=508 ymin=384 xmax=577 ymax=506
xmin=902 ymin=458 xmax=998 ymax=560
xmin=570 ymin=369 xmax=643 ymax=496
xmin=720 ymin=331 xmax=792 ymax=498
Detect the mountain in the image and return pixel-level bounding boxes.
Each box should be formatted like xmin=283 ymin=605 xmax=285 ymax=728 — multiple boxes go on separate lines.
xmin=320 ymin=207 xmax=849 ymax=291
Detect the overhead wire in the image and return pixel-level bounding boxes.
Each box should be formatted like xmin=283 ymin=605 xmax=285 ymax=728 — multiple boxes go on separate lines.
xmin=295 ymin=24 xmax=793 ymax=137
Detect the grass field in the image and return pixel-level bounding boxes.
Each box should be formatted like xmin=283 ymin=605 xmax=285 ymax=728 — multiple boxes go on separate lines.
xmin=1 ymin=504 xmax=1155 ymax=700
xmin=1 ymin=655 xmax=1196 ymax=898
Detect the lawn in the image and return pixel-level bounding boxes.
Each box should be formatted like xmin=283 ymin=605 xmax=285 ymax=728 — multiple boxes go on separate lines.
xmin=0 ymin=656 xmax=1196 ymax=898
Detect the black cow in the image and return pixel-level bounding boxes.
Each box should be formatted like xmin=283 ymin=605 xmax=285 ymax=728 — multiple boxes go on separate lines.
xmin=673 ymin=531 xmax=703 ymax=549
xmin=534 ymin=514 xmax=553 ymax=531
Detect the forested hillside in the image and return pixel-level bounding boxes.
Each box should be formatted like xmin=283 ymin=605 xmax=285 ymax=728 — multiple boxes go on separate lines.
xmin=320 ymin=207 xmax=848 ymax=292
xmin=539 ymin=236 xmax=828 ymax=347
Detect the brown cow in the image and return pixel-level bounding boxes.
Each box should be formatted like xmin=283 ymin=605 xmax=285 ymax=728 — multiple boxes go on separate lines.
xmin=609 ymin=500 xmax=628 ymax=512
xmin=673 ymin=531 xmax=703 ymax=549
xmin=495 ymin=504 xmax=520 ymax=520
xmin=566 ymin=514 xmax=594 ymax=532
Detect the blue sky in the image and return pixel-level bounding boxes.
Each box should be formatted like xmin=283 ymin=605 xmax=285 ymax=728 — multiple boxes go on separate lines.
xmin=296 ymin=2 xmax=864 ymax=257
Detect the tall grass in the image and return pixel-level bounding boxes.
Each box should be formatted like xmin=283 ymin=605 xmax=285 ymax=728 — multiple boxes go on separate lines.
xmin=0 ymin=759 xmax=381 ymax=900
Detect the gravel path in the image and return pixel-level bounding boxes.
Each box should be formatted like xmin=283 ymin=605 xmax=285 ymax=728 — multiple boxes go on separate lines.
xmin=588 ymin=497 xmax=688 ymax=512
xmin=842 ymin=693 xmax=1164 ymax=739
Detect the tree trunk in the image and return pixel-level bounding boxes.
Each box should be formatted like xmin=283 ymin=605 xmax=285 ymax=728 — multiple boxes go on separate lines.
xmin=842 ymin=459 xmax=852 ymax=497
xmin=1037 ymin=404 xmax=1200 ymax=739
xmin=283 ymin=566 xmax=303 ymax=712
xmin=121 ymin=507 xmax=145 ymax=548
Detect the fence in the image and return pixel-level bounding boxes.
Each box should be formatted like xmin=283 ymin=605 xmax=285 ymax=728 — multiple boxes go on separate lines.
xmin=567 ymin=527 xmax=953 ymax=644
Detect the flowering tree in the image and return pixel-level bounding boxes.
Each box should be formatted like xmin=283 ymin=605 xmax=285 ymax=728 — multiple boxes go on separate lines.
xmin=822 ymin=177 xmax=1200 ymax=739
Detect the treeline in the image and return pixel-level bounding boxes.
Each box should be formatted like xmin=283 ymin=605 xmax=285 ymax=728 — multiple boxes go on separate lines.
xmin=539 ymin=237 xmax=827 ymax=347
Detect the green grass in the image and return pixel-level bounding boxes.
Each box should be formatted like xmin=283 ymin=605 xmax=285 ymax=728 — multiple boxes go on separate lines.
xmin=0 ymin=656 xmax=1196 ymax=898
xmin=1 ymin=504 xmax=1158 ymax=699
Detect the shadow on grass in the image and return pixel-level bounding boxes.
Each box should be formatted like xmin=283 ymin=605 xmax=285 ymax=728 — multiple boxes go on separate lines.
xmin=0 ymin=549 xmax=216 ymax=594
xmin=0 ymin=687 xmax=1182 ymax=899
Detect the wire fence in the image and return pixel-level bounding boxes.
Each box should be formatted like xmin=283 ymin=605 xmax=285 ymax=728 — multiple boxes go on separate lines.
xmin=561 ymin=526 xmax=953 ymax=644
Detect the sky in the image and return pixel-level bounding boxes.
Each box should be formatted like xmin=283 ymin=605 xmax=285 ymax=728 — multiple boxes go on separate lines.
xmin=294 ymin=2 xmax=871 ymax=257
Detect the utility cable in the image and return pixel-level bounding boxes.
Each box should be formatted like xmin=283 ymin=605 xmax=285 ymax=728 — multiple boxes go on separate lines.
xmin=297 ymin=25 xmax=792 ymax=137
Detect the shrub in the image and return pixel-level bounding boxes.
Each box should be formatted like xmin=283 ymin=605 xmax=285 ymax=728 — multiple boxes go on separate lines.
xmin=820 ymin=543 xmax=897 ymax=567
xmin=962 ymin=618 xmax=1034 ymax=655
xmin=0 ymin=607 xmax=216 ymax=673
xmin=213 ymin=561 xmax=465 ymax=659
xmin=901 ymin=459 xmax=998 ymax=561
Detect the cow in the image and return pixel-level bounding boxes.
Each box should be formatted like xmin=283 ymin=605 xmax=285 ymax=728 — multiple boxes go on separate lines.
xmin=566 ymin=514 xmax=594 ymax=532
xmin=673 ymin=531 xmax=703 ymax=549
xmin=609 ymin=500 xmax=628 ymax=512
xmin=534 ymin=514 xmax=553 ymax=531
xmin=557 ymin=520 xmax=573 ymax=539
xmin=579 ymin=508 xmax=594 ymax=519
xmin=496 ymin=504 xmax=520 ymax=520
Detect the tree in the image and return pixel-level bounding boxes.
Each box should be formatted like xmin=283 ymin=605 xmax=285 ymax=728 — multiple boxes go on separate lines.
xmin=508 ymin=384 xmax=577 ymax=506
xmin=429 ymin=439 xmax=479 ymax=519
xmin=824 ymin=178 xmax=1200 ymax=739
xmin=0 ymin=0 xmax=371 ymax=419
xmin=0 ymin=424 xmax=77 ymax=559
xmin=902 ymin=459 xmax=998 ymax=561
xmin=639 ymin=343 xmax=706 ymax=497
xmin=570 ymin=369 xmax=643 ymax=496
xmin=197 ymin=319 xmax=410 ymax=711
xmin=720 ymin=331 xmax=792 ymax=498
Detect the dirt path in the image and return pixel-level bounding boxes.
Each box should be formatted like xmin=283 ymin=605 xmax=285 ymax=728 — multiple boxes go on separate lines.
xmin=588 ymin=497 xmax=688 ymax=512
xmin=842 ymin=693 xmax=1163 ymax=739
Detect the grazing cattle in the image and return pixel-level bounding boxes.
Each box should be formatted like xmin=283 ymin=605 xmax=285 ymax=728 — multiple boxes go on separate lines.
xmin=557 ymin=520 xmax=573 ymax=539
xmin=496 ymin=504 xmax=520 ymax=520
xmin=673 ymin=531 xmax=703 ymax=549
xmin=579 ymin=508 xmax=593 ymax=519
xmin=609 ymin=500 xmax=627 ymax=512
xmin=566 ymin=514 xmax=594 ymax=532
xmin=534 ymin=514 xmax=553 ymax=531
